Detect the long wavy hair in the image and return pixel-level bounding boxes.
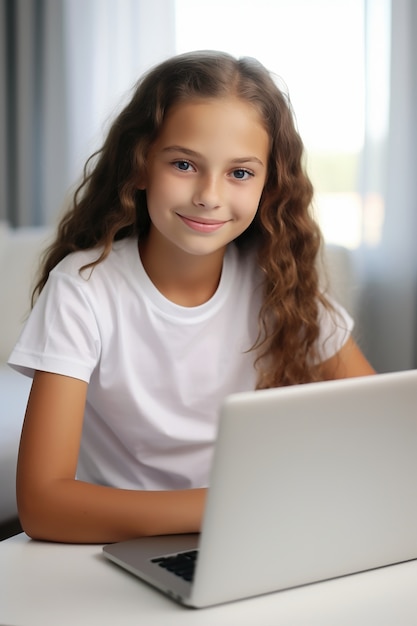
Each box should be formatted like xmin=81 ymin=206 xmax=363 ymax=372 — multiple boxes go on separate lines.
xmin=34 ymin=50 xmax=333 ymax=388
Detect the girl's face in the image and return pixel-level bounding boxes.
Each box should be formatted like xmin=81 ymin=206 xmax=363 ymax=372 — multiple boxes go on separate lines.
xmin=140 ymin=97 xmax=269 ymax=260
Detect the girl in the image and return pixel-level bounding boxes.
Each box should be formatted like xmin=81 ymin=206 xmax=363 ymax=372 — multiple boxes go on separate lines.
xmin=9 ymin=51 xmax=375 ymax=544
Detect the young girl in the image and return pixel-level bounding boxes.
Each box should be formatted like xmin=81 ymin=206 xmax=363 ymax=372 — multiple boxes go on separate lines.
xmin=9 ymin=51 xmax=375 ymax=544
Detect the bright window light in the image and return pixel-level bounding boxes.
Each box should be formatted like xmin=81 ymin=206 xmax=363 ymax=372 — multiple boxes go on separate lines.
xmin=174 ymin=0 xmax=390 ymax=250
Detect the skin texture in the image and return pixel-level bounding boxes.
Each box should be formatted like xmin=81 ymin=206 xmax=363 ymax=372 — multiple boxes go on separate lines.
xmin=16 ymin=97 xmax=375 ymax=544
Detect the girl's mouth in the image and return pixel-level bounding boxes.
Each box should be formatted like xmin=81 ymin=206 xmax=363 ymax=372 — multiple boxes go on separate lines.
xmin=177 ymin=214 xmax=227 ymax=233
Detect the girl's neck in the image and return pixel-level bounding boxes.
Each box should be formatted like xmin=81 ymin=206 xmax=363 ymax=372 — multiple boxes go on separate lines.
xmin=139 ymin=233 xmax=226 ymax=307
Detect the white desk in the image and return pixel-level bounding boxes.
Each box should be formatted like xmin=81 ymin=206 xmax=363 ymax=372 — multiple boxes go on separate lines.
xmin=1 ymin=533 xmax=416 ymax=626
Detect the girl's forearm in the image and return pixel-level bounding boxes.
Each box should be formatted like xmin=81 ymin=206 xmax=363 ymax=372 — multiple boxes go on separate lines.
xmin=18 ymin=480 xmax=207 ymax=544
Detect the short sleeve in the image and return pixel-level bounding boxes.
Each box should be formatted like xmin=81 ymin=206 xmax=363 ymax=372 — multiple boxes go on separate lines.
xmin=315 ymin=296 xmax=354 ymax=363
xmin=8 ymin=270 xmax=101 ymax=382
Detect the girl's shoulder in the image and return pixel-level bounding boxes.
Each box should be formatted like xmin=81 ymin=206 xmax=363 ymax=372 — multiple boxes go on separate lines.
xmin=51 ymin=237 xmax=138 ymax=283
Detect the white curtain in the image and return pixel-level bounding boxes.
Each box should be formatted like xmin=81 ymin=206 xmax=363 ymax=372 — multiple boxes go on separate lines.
xmin=356 ymin=0 xmax=417 ymax=372
xmin=62 ymin=0 xmax=176 ymax=199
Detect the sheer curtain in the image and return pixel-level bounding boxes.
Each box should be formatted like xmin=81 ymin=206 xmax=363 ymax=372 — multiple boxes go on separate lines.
xmin=356 ymin=0 xmax=417 ymax=372
xmin=63 ymin=0 xmax=176 ymax=199
xmin=0 ymin=0 xmax=175 ymax=227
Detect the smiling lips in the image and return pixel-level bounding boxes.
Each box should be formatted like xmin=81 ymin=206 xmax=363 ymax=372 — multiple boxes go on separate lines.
xmin=177 ymin=214 xmax=228 ymax=233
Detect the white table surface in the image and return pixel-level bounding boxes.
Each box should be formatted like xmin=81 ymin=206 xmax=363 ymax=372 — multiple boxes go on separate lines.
xmin=1 ymin=533 xmax=417 ymax=626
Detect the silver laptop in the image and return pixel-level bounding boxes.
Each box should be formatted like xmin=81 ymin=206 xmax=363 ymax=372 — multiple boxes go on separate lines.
xmin=102 ymin=369 xmax=417 ymax=608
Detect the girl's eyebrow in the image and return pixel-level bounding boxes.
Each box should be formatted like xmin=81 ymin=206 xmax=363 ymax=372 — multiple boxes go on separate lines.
xmin=162 ymin=145 xmax=265 ymax=167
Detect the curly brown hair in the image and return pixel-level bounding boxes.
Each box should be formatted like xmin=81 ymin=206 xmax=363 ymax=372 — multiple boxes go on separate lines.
xmin=33 ymin=50 xmax=333 ymax=388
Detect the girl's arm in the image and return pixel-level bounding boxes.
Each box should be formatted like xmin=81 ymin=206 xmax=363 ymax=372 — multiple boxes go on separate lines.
xmin=16 ymin=370 xmax=206 ymax=544
xmin=320 ymin=336 xmax=376 ymax=380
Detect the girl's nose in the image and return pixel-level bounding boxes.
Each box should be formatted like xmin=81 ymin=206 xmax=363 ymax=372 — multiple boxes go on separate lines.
xmin=192 ymin=175 xmax=222 ymax=210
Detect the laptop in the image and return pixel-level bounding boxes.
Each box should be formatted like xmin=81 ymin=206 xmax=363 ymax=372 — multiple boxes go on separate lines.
xmin=102 ymin=369 xmax=417 ymax=608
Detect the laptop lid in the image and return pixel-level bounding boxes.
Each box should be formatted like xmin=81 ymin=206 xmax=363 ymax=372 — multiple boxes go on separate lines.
xmin=103 ymin=369 xmax=417 ymax=608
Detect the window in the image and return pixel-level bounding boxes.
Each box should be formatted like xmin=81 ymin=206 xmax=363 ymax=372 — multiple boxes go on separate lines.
xmin=174 ymin=0 xmax=390 ymax=249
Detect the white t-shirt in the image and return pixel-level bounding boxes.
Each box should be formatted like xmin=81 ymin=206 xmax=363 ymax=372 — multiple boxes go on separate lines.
xmin=9 ymin=238 xmax=353 ymax=490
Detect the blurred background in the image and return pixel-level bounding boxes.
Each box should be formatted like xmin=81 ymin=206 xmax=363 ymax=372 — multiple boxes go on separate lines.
xmin=0 ymin=0 xmax=416 ymax=373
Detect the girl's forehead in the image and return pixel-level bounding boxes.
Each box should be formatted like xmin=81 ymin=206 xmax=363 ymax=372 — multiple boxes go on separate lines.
xmin=154 ymin=97 xmax=269 ymax=156
xmin=165 ymin=96 xmax=264 ymax=125
xmin=153 ymin=97 xmax=269 ymax=162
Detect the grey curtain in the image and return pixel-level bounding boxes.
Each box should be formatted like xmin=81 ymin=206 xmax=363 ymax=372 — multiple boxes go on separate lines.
xmin=0 ymin=0 xmax=69 ymax=227
xmin=356 ymin=0 xmax=417 ymax=372
xmin=0 ymin=0 xmax=176 ymax=229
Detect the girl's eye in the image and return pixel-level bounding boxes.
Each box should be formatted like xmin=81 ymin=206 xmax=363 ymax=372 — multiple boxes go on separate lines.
xmin=173 ymin=160 xmax=194 ymax=172
xmin=231 ymin=168 xmax=253 ymax=180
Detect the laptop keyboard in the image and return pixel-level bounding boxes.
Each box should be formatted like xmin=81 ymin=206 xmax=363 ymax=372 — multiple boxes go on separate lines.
xmin=151 ymin=549 xmax=199 ymax=582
